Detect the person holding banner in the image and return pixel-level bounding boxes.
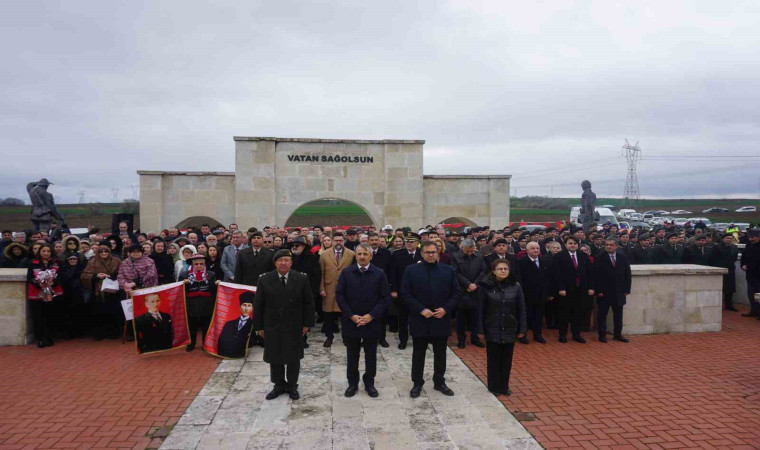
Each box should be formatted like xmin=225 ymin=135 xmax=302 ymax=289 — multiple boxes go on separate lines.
xmin=216 ymin=291 xmax=255 ymax=358
xmin=336 ymin=243 xmax=391 ymax=398
xmin=134 ymin=293 xmax=173 ymax=352
xmin=179 ymin=254 xmax=217 ymax=352
xmin=253 ymin=249 xmax=315 ymax=401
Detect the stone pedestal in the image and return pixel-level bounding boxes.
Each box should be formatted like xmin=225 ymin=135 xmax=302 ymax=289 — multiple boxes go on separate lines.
xmin=0 ymin=269 xmax=30 ymax=346
xmin=617 ymin=265 xmax=727 ymax=335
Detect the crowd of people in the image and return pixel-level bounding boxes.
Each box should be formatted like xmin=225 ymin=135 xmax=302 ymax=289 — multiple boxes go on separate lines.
xmin=1 ymin=218 xmax=758 ymax=399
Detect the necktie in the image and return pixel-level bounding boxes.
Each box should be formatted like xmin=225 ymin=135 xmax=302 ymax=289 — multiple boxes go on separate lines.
xmin=360 ymin=267 xmax=367 ymax=273
xmin=238 ymin=319 xmax=246 ymax=331
xmin=335 ymin=251 xmax=341 ymax=265
xmin=611 ymin=254 xmax=616 ymax=267
xmin=571 ymin=253 xmax=580 ymax=286
xmin=153 ymin=313 xmax=161 ymax=323
xmin=253 ymin=250 xmax=258 ymax=257
xmin=280 ymin=276 xmax=286 ymax=287
xmin=571 ymin=253 xmax=578 ymax=269
xmin=235 ymin=247 xmax=240 ymax=257
xmin=534 ymin=259 xmax=539 ymax=268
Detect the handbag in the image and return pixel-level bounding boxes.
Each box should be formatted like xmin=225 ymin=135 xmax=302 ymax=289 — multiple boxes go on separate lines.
xmin=101 ymin=278 xmax=120 ymax=293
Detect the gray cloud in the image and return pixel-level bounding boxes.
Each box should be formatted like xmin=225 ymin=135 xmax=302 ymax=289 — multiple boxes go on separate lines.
xmin=1 ymin=0 xmax=759 ymax=203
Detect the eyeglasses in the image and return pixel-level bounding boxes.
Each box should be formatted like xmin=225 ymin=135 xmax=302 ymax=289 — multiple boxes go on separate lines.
xmin=422 ymin=251 xmax=438 ymax=255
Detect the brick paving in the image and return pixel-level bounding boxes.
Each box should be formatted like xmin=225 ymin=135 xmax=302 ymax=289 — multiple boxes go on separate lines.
xmin=452 ymin=306 xmax=760 ymax=450
xmin=0 ymin=339 xmax=218 ymax=450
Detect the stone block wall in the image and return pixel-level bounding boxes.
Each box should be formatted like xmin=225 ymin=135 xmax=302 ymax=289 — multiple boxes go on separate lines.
xmin=618 ymin=265 xmax=727 ymax=335
xmin=423 ymin=176 xmax=511 ymax=227
xmin=0 ymin=269 xmax=29 ymax=346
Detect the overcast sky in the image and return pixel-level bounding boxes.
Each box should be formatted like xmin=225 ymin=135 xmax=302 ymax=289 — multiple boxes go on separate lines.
xmin=2 ymin=0 xmax=759 ymax=204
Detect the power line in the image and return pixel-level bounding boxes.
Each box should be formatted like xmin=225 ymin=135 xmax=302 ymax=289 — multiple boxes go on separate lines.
xmin=621 ymin=139 xmax=641 ymax=207
xmin=77 ymin=190 xmax=85 ymax=204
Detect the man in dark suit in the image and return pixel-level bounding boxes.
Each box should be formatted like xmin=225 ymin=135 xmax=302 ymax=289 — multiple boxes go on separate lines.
xmin=253 ymin=249 xmax=315 ymax=401
xmin=683 ymin=235 xmax=711 ymax=265
xmin=451 ymin=238 xmax=487 ymax=348
xmin=652 ymin=232 xmax=684 ymax=264
xmin=336 ymin=243 xmax=391 ymax=398
xmin=135 ymin=293 xmax=173 ymax=353
xmin=552 ymin=236 xmax=594 ymax=343
xmin=290 ymin=236 xmax=322 ymax=348
xmin=235 ymin=232 xmax=274 ymax=347
xmin=629 ymin=233 xmax=653 ymax=264
xmin=217 ymin=291 xmax=255 ymax=358
xmin=368 ymin=233 xmax=394 ymax=348
xmin=402 ymin=240 xmax=461 ymax=399
xmin=390 ymin=232 xmax=422 ymax=349
xmin=517 ymin=241 xmax=552 ymax=344
xmin=593 ymin=237 xmax=632 ymax=343
xmin=485 ymin=238 xmax=520 ymax=282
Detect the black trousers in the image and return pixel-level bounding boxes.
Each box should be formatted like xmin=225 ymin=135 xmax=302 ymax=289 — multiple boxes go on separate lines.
xmin=455 ymin=307 xmax=478 ymax=342
xmin=486 ymin=341 xmax=515 ymax=393
xmin=722 ymin=288 xmax=734 ymax=309
xmin=557 ymin=288 xmax=584 ymax=337
xmin=748 ymin=278 xmax=760 ymax=314
xmin=396 ymin=298 xmax=410 ymax=344
xmin=271 ymin=362 xmax=300 ymax=390
xmin=597 ymin=298 xmax=623 ymax=337
xmin=526 ymin=302 xmax=545 ymax=337
xmin=545 ymin=300 xmax=558 ymax=328
xmin=344 ymin=337 xmax=378 ymax=387
xmin=411 ymin=336 xmax=448 ymax=386
xmin=29 ymin=300 xmax=53 ymax=342
xmin=188 ymin=315 xmax=211 ymax=347
xmin=323 ymin=312 xmax=340 ymax=339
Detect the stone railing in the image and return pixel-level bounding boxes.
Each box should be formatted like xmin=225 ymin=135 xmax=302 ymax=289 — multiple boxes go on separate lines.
xmin=621 ymin=264 xmax=727 ymax=335
xmin=0 ymin=269 xmax=29 ymax=346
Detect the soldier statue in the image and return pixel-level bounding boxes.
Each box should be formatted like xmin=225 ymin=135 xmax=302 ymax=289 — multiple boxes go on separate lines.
xmin=579 ymin=180 xmax=598 ymax=233
xmin=27 ymin=178 xmax=63 ymax=232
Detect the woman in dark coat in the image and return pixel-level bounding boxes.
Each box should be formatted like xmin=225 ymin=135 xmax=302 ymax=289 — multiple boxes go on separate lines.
xmin=26 ymin=244 xmax=62 ymax=348
xmin=19 ymin=241 xmax=44 ymax=269
xmin=58 ymin=254 xmax=86 ymax=338
xmin=81 ymin=246 xmax=122 ymax=339
xmin=477 ymin=258 xmax=527 ymax=396
xmin=2 ymin=242 xmax=28 ymax=268
xmin=149 ymin=239 xmax=175 ymax=285
xmin=205 ymin=245 xmax=225 ymax=281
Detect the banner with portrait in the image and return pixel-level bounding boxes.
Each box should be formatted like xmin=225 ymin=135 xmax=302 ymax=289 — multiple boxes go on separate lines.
xmin=131 ymin=282 xmax=190 ymax=355
xmin=203 ymin=282 xmax=257 ymax=359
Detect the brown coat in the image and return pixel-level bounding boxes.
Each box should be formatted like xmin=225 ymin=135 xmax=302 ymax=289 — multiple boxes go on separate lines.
xmin=319 ymin=247 xmax=355 ymax=313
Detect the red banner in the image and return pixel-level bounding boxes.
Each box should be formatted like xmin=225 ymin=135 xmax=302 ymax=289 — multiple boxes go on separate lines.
xmin=131 ymin=282 xmax=189 ymax=355
xmin=203 ymin=282 xmax=257 ymax=359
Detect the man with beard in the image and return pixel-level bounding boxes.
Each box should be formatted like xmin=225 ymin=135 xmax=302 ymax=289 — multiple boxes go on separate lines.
xmin=319 ymin=233 xmax=355 ymax=347
xmin=290 ymin=236 xmax=322 ymax=348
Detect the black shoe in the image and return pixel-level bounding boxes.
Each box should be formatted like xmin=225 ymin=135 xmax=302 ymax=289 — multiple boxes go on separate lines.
xmin=37 ymin=340 xmax=45 ymax=348
xmin=726 ymin=306 xmax=738 ymax=312
xmin=599 ymin=336 xmax=608 ymax=343
xmin=323 ymin=338 xmax=333 ymax=348
xmin=316 ymin=317 xmax=324 ymax=324
xmin=742 ymin=312 xmax=759 ymax=317
xmin=471 ymin=338 xmax=485 ymax=348
xmin=303 ymin=341 xmax=309 ymax=349
xmin=365 ymin=385 xmax=379 ymax=398
xmin=344 ymin=385 xmax=358 ymax=397
xmin=559 ymin=335 xmax=568 ymax=343
xmin=490 ymin=390 xmax=501 ymax=397
xmin=572 ymin=335 xmax=586 ymax=344
xmin=434 ymin=384 xmax=454 ymax=396
xmin=398 ymin=342 xmax=407 ymax=350
xmin=518 ymin=336 xmax=529 ymax=345
xmin=457 ymin=341 xmax=465 ymax=349
xmin=410 ymin=383 xmax=423 ymax=398
xmin=186 ymin=344 xmax=195 ymax=352
xmin=288 ymin=389 xmax=300 ymax=400
xmin=45 ymin=339 xmax=54 ymax=347
xmin=257 ymin=337 xmax=266 ymax=348
xmin=389 ymin=326 xmax=398 ymax=333
xmin=613 ymin=335 xmax=629 ymax=343
xmin=266 ymin=387 xmax=286 ymax=400
xmin=502 ymin=389 xmax=512 ymax=396
xmin=534 ymin=335 xmax=547 ymax=344
xmin=379 ymin=339 xmax=389 ymax=348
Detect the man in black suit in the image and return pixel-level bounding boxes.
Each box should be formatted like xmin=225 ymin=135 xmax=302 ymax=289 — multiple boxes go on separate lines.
xmin=290 ymin=236 xmax=322 ymax=348
xmin=683 ymin=235 xmax=711 ymax=265
xmin=552 ymin=236 xmax=594 ymax=343
xmin=368 ymin=233 xmax=394 ymax=348
xmin=652 ymin=232 xmax=684 ymax=264
xmin=629 ymin=232 xmax=654 ymax=264
xmin=135 ymin=293 xmax=173 ymax=353
xmin=390 ymin=232 xmax=422 ymax=349
xmin=235 ymin=232 xmax=274 ymax=347
xmin=485 ymin=238 xmax=520 ymax=280
xmin=517 ymin=241 xmax=552 ymax=344
xmin=217 ymin=291 xmax=255 ymax=358
xmin=593 ymin=237 xmax=632 ymax=342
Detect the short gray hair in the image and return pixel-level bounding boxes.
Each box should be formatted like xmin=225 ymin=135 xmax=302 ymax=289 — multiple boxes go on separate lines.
xmin=460 ymin=238 xmax=476 ymax=249
xmin=355 ymin=243 xmax=372 ymax=253
xmin=231 ymin=230 xmax=244 ymax=237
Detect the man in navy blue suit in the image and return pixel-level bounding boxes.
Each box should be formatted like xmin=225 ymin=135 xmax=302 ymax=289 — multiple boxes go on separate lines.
xmin=593 ymin=237 xmax=632 ymax=343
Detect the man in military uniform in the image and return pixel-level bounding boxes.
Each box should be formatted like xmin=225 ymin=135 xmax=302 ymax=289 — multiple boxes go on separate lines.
xmin=390 ymin=232 xmax=422 ymax=349
xmin=27 ymin=178 xmax=63 ymax=232
xmin=253 ymin=249 xmax=315 ymax=401
xmin=740 ymin=228 xmax=760 ymax=318
xmin=652 ymin=232 xmax=683 ymax=264
xmin=683 ymin=235 xmax=711 ymax=266
xmin=709 ymin=234 xmax=739 ymax=312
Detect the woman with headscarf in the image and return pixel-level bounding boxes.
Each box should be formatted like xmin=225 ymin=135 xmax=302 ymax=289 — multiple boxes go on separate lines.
xmin=174 ymin=244 xmax=197 ymax=281
xmin=149 ymin=240 xmax=175 ymax=285
xmin=477 ymin=258 xmax=527 ymax=397
xmin=59 ymin=235 xmax=86 ymax=268
xmin=82 ymin=244 xmax=122 ymax=339
xmin=103 ymin=235 xmax=123 ymax=259
xmin=26 ymin=243 xmax=63 ymax=348
xmin=2 ymin=242 xmax=28 ymax=268
xmin=168 ymin=242 xmax=180 ymax=262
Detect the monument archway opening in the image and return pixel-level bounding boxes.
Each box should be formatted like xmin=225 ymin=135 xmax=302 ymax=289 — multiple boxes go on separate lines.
xmin=175 ymin=216 xmax=223 ymax=230
xmin=284 ymin=198 xmax=375 ymax=228
xmin=438 ymin=216 xmax=477 ymax=232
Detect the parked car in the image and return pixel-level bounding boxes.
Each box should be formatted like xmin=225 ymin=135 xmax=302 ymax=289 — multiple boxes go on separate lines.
xmin=522 ymin=224 xmax=547 ymax=233
xmin=628 ymin=221 xmax=652 ymax=231
xmin=617 ymin=209 xmax=637 ymax=219
xmin=690 ymin=217 xmax=712 ymax=226
xmin=674 ymin=218 xmax=691 ymax=226
xmin=671 ymin=210 xmax=692 ymax=215
xmin=642 ymin=213 xmax=654 ymax=222
xmin=628 ymin=213 xmax=643 ymax=221
xmin=701 ymin=207 xmax=729 ymax=213
xmin=736 ymin=206 xmax=757 ymax=212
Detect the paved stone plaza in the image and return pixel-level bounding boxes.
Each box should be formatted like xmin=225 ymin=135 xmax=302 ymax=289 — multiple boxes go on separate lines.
xmin=161 ymin=332 xmax=539 ymax=450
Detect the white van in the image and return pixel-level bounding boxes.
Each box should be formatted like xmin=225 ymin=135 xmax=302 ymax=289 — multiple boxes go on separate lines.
xmin=617 ymin=209 xmax=637 ymax=219
xmin=570 ymin=207 xmax=620 ymax=227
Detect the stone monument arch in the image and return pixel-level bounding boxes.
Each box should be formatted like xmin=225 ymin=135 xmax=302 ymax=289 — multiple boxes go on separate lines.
xmin=139 ymin=137 xmax=511 ymax=231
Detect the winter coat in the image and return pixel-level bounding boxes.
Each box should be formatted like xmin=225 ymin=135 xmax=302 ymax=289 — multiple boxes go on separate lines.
xmin=336 ymin=264 xmax=391 ymax=338
xmin=477 ymin=276 xmax=526 ymax=344
xmin=81 ymin=253 xmax=121 ymax=301
xmin=234 ymin=247 xmax=274 ymax=286
xmin=2 ymin=243 xmax=28 ymax=268
xmin=319 ymin=247 xmax=356 ymax=313
xmin=451 ymin=251 xmax=487 ymax=310
xmin=401 ymin=262 xmax=460 ymax=338
xmin=179 ymin=269 xmax=217 ymax=319
xmin=149 ymin=251 xmax=175 ymax=285
xmin=709 ymin=243 xmax=738 ymax=293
